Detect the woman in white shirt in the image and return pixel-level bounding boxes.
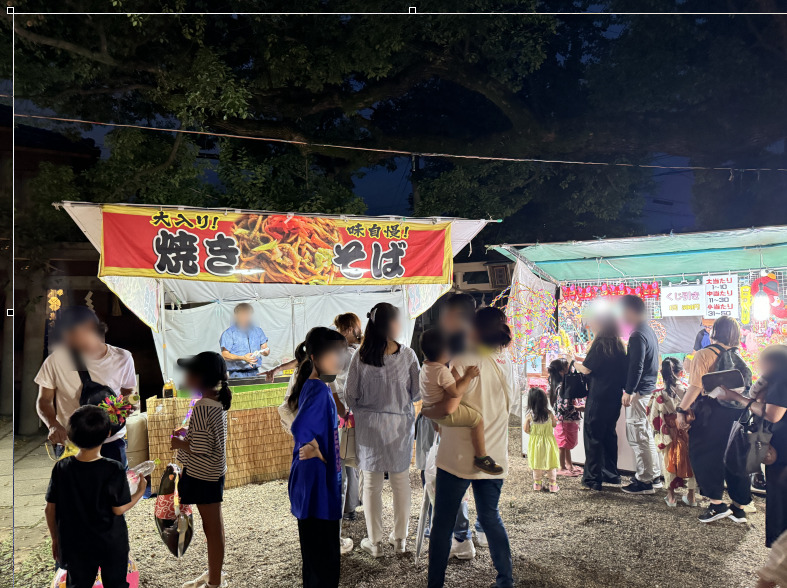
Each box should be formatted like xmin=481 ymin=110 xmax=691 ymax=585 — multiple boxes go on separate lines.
xmin=422 ymin=307 xmax=516 ymax=588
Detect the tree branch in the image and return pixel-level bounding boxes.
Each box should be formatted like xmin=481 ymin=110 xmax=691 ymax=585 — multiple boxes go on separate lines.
xmin=14 ymin=22 xmax=162 ymax=74
xmin=114 ymin=132 xmax=185 ymax=198
xmin=48 ymin=83 xmax=156 ymax=102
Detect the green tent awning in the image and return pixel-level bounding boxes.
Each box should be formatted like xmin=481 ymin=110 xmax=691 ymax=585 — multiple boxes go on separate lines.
xmin=492 ymin=226 xmax=787 ymax=282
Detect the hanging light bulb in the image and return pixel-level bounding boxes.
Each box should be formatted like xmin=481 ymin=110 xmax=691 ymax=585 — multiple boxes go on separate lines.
xmin=752 ymin=291 xmax=771 ymax=322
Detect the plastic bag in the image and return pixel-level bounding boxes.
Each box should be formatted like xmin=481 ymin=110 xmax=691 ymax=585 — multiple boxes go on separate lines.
xmin=127 ymin=460 xmax=156 ymax=494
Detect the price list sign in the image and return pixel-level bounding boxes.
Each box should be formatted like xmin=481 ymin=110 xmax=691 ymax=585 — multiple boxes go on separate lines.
xmin=703 ymin=274 xmax=739 ymax=319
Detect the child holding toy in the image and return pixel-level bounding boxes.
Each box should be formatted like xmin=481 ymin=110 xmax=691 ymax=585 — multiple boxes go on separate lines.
xmin=171 ymin=352 xmax=232 ymax=588
xmin=45 ymin=405 xmax=146 ymax=588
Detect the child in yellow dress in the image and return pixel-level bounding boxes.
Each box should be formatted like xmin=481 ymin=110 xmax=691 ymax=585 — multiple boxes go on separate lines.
xmin=524 ymin=387 xmax=560 ymax=492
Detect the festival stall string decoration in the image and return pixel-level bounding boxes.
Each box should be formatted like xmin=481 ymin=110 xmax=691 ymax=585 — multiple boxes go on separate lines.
xmin=504 ymin=281 xmax=557 ymax=367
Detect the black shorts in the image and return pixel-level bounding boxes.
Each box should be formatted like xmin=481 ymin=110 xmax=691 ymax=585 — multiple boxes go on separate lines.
xmin=178 ymin=470 xmax=225 ymax=505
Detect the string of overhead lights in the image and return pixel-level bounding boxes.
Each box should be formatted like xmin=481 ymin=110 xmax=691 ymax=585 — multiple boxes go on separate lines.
xmin=11 ymin=112 xmax=787 ymax=174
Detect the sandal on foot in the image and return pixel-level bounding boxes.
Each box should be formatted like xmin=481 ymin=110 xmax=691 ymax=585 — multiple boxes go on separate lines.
xmin=664 ymin=496 xmax=677 ymax=507
xmin=682 ymin=495 xmax=698 ymax=507
xmin=549 ymin=483 xmax=560 ymax=493
xmin=533 ymin=480 xmax=543 ymax=491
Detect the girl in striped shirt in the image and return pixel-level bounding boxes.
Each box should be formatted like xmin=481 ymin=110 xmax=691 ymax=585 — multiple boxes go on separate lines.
xmin=171 ymin=351 xmax=232 ymax=588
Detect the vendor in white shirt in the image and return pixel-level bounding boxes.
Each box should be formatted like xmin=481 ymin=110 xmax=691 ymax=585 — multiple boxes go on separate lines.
xmin=35 ymin=306 xmax=137 ymax=466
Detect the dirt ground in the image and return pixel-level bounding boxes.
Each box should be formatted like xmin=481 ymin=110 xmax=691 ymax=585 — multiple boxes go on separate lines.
xmin=26 ymin=431 xmax=770 ymax=587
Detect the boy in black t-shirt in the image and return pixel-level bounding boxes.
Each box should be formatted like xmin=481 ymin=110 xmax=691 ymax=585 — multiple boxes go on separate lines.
xmin=45 ymin=405 xmax=146 ymax=588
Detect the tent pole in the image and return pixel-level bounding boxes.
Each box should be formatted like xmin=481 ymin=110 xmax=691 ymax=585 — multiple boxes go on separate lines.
xmin=291 ymin=297 xmax=296 ymax=357
xmin=159 ymin=279 xmax=169 ymax=383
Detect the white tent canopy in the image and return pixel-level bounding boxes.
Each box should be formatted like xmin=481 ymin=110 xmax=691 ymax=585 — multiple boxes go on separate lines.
xmin=61 ymin=201 xmax=493 ymax=382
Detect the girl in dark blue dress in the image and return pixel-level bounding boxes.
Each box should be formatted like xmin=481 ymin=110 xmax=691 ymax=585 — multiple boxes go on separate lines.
xmin=288 ymin=327 xmax=347 ymax=588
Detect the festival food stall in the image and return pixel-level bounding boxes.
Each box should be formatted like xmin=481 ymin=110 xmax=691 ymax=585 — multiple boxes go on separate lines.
xmin=60 ymin=201 xmax=493 ymax=490
xmin=491 ymin=225 xmax=787 ymax=470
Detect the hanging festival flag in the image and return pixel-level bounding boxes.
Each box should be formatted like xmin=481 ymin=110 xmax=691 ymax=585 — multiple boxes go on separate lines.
xmin=99 ymin=205 xmax=452 ymax=285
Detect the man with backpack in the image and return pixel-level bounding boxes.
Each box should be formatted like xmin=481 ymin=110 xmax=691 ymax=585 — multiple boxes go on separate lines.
xmin=676 ymin=315 xmax=754 ymax=524
xmin=35 ymin=306 xmax=137 ymax=466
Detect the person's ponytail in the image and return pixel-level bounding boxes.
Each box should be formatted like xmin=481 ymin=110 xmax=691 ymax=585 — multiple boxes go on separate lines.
xmin=660 ymin=356 xmax=682 ymax=398
xmin=288 ymin=341 xmax=312 ymax=413
xmin=217 ymin=378 xmax=233 ymax=411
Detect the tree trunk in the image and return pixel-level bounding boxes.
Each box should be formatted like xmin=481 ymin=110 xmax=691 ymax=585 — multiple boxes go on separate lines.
xmin=0 ymin=280 xmax=12 ymax=417
xmin=17 ymin=282 xmax=46 ymax=436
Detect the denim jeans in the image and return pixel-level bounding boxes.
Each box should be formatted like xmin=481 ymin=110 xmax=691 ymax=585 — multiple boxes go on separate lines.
xmin=421 ymin=470 xmax=474 ymax=540
xmin=428 ymin=469 xmax=513 ymax=588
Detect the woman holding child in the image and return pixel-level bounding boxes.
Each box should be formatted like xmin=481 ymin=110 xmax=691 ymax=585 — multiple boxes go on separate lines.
xmin=424 ymin=306 xmax=517 ymax=588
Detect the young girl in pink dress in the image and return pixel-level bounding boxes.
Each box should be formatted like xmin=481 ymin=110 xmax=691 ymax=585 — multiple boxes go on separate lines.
xmin=548 ymin=359 xmax=582 ymax=476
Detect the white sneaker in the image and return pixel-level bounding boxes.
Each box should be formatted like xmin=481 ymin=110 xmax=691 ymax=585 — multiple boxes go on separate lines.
xmin=360 ymin=537 xmax=384 ymax=558
xmin=450 ymin=537 xmax=476 ymax=560
xmin=340 ymin=537 xmax=354 ymax=555
xmin=196 ymin=578 xmax=228 ymax=588
xmin=388 ymin=533 xmax=406 ymax=554
xmin=183 ymin=572 xmax=211 ymax=588
xmin=475 ymin=530 xmax=488 ymax=548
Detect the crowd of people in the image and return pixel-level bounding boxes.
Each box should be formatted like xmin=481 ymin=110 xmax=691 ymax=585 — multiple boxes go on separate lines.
xmin=35 ymin=291 xmax=787 ymax=588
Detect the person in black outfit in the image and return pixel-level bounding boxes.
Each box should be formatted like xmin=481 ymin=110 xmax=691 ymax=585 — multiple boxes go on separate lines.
xmin=574 ymin=316 xmax=628 ymax=491
xmin=45 ymin=405 xmax=146 ymax=588
xmin=620 ymin=295 xmax=663 ymax=495
xmin=712 ymin=344 xmax=787 ymax=545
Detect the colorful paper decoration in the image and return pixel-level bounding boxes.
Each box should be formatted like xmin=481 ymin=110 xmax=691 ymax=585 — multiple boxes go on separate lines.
xmin=649 ymin=320 xmax=667 ymax=344
xmin=561 ymin=281 xmax=660 ymax=302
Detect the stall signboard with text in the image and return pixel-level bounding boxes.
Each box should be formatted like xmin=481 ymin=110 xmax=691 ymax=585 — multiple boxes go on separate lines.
xmin=99 ymin=206 xmax=452 ymax=285
xmin=660 ymin=284 xmax=705 ymax=316
xmin=703 ymin=274 xmax=739 ymax=319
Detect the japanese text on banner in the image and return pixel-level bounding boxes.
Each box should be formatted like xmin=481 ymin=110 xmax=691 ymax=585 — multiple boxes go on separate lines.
xmin=99 ymin=206 xmax=452 ymax=285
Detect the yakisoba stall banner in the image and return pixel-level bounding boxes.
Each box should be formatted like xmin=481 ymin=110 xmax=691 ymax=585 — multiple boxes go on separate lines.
xmin=99 ymin=205 xmax=452 ymax=285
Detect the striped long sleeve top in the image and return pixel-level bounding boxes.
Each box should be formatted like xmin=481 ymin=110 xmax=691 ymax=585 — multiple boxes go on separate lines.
xmin=178 ymin=398 xmax=228 ymax=481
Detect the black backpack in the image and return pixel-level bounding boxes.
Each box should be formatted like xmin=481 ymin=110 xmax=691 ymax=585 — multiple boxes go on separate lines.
xmin=707 ymin=344 xmax=753 ymax=391
xmin=71 ymin=349 xmax=124 ymax=436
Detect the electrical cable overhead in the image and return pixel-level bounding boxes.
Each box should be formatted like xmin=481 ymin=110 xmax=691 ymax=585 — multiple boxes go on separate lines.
xmin=12 ymin=112 xmax=787 ymax=174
